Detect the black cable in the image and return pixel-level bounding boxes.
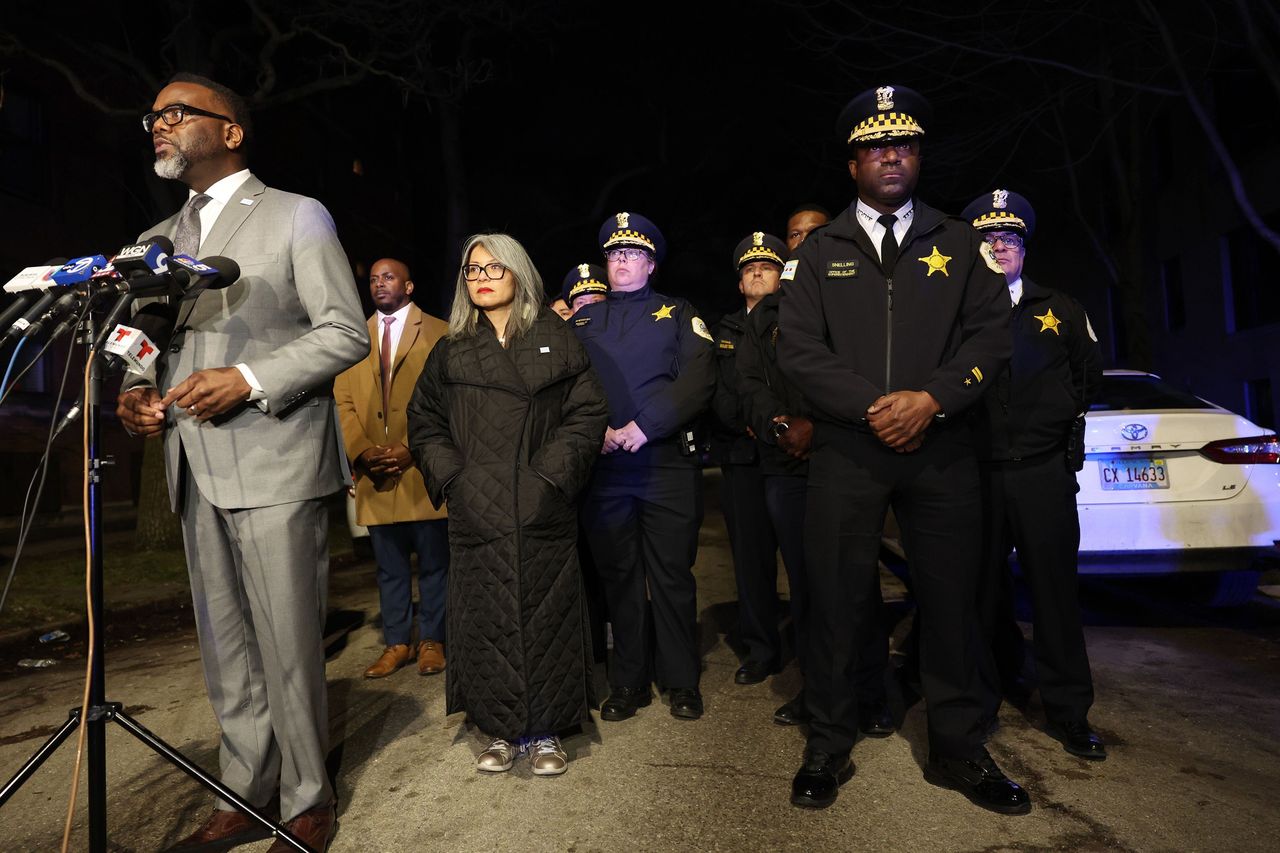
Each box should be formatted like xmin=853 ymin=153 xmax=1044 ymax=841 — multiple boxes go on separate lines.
xmin=0 ymin=300 xmax=92 ymax=619
xmin=0 ymin=297 xmax=91 ymax=408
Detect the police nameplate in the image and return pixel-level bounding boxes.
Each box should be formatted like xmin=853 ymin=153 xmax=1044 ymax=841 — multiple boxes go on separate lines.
xmin=826 ymin=260 xmax=859 ymax=278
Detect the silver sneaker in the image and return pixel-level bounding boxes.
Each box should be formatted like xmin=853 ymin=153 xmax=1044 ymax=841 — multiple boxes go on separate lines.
xmin=529 ymin=736 xmax=568 ymax=776
xmin=476 ymin=738 xmax=516 ymax=772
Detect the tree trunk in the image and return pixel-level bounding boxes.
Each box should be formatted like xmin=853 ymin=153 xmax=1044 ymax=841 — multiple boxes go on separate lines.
xmin=134 ymin=439 xmax=182 ymax=551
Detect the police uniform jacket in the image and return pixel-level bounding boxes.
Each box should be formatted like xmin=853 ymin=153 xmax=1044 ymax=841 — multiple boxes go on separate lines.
xmin=736 ymin=291 xmax=810 ymax=477
xmin=973 ymin=277 xmax=1102 ymax=462
xmin=572 ymin=284 xmax=715 ymax=469
xmin=708 ymin=308 xmax=759 ymax=466
xmin=777 ymin=200 xmax=1011 ymax=426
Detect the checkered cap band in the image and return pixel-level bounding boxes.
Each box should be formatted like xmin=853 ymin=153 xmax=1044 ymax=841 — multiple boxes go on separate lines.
xmin=848 ymin=112 xmax=925 ymax=144
xmin=603 ymin=230 xmax=656 ymax=252
xmin=737 ymin=246 xmax=784 ymax=267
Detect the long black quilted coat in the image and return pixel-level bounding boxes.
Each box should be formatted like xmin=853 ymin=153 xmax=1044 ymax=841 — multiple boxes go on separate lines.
xmin=407 ymin=308 xmax=608 ymax=738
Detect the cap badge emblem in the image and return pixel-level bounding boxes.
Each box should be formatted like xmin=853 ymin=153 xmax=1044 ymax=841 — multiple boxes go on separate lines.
xmin=578 ymin=263 xmax=591 ymax=278
xmin=752 ymin=231 xmax=764 ymax=246
xmin=992 ymin=189 xmax=1009 ymax=209
xmin=616 ymin=212 xmax=630 ymax=229
xmin=875 ymin=86 xmax=895 ymax=111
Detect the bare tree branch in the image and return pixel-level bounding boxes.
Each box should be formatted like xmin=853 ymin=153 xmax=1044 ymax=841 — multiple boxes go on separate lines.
xmin=0 ymin=34 xmax=136 ymax=116
xmin=1139 ymin=0 xmax=1280 ymax=255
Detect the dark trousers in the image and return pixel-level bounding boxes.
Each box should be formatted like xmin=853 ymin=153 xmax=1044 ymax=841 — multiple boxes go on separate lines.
xmin=581 ymin=464 xmax=702 ymax=690
xmin=978 ymin=453 xmax=1094 ymax=724
xmin=804 ymin=425 xmax=985 ymax=759
xmin=368 ymin=519 xmax=449 ymax=646
xmin=764 ymin=475 xmax=808 ymax=672
xmin=720 ymin=462 xmax=780 ymax=666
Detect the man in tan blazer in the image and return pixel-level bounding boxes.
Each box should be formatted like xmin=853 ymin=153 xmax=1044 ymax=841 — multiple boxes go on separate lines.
xmin=334 ymin=258 xmax=450 ymax=678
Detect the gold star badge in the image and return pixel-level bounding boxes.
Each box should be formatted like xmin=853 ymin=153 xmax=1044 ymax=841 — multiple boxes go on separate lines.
xmin=1034 ymin=308 xmax=1063 ymax=335
xmin=918 ymin=246 xmax=952 ymax=277
xmin=653 ymin=304 xmax=675 ymax=321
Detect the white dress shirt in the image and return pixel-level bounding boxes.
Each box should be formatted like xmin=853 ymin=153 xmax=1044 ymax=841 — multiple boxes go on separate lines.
xmin=854 ymin=198 xmax=914 ymax=262
xmin=185 ymin=169 xmax=267 ymax=407
xmin=375 ymin=302 xmax=413 ymax=362
xmin=1008 ymin=276 xmax=1024 ymax=306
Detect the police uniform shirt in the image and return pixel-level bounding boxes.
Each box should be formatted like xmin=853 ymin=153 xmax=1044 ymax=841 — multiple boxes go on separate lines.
xmin=1008 ymin=276 xmax=1024 ymax=306
xmin=974 ymin=276 xmax=1102 ymax=462
xmin=572 ymin=284 xmax=715 ymax=467
xmin=777 ymin=199 xmax=1011 ymax=422
xmin=854 ymin=198 xmax=914 ymax=262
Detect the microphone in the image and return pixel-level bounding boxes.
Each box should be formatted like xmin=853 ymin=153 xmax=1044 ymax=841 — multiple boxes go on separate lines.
xmin=100 ymin=302 xmax=179 ymax=375
xmin=110 ymin=236 xmax=173 ymax=279
xmin=54 ymin=303 xmax=179 ymax=439
xmin=16 ymin=255 xmax=113 ymax=340
xmin=93 ymin=254 xmax=240 ymax=299
xmin=2 ymin=259 xmax=69 ymax=341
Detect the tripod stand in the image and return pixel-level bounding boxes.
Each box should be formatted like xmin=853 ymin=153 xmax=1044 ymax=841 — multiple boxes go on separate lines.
xmin=0 ymin=317 xmax=307 ymax=852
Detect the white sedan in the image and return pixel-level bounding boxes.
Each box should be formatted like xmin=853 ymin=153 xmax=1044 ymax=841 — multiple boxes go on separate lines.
xmin=1076 ymin=370 xmax=1280 ymax=602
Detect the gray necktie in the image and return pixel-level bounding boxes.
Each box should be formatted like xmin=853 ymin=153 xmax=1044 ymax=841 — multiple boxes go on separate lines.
xmin=173 ymin=193 xmax=212 ymax=257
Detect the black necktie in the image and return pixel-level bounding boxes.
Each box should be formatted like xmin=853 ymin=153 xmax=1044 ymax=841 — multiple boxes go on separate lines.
xmin=877 ymin=213 xmax=898 ymax=270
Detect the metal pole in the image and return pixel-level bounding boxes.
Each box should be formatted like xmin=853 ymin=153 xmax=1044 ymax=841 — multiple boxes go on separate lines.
xmin=85 ymin=321 xmax=108 ymax=853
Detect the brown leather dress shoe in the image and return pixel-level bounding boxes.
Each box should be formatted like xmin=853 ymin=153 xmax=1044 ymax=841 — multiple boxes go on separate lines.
xmin=417 ymin=639 xmax=446 ymax=675
xmin=267 ymin=803 xmax=336 ymax=853
xmin=165 ymin=808 xmax=270 ymax=850
xmin=363 ymin=644 xmax=411 ymax=678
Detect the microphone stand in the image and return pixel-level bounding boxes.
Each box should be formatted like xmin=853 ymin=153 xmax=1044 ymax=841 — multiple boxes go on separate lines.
xmin=0 ymin=309 xmax=308 ymax=851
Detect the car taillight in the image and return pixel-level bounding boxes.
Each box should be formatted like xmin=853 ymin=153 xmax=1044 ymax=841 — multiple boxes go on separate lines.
xmin=1199 ymin=435 xmax=1280 ymax=464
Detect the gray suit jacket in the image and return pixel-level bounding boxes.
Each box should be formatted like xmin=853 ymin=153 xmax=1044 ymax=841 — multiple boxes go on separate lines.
xmin=124 ymin=173 xmax=369 ymax=510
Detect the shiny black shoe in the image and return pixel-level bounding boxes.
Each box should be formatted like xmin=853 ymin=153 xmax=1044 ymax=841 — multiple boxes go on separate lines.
xmin=925 ymin=750 xmax=1032 ymax=815
xmin=773 ymin=691 xmax=811 ymax=726
xmin=600 ymin=686 xmax=652 ymax=721
xmin=1047 ymin=720 xmax=1107 ymax=760
xmin=734 ymin=660 xmax=777 ymax=685
xmin=790 ymin=749 xmax=854 ymax=809
xmin=857 ymin=701 xmax=894 ymax=738
xmin=669 ymin=688 xmax=704 ymax=720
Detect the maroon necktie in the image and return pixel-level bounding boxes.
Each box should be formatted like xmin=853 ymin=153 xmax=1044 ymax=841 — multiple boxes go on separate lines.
xmin=380 ymin=316 xmax=395 ymax=429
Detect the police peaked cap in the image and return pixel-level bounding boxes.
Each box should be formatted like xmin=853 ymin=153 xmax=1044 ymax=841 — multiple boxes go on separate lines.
xmin=732 ymin=232 xmax=788 ymax=272
xmin=599 ymin=211 xmax=666 ymax=263
xmin=962 ymin=189 xmax=1036 ymax=240
xmin=562 ymin=263 xmax=609 ymax=303
xmin=837 ymin=84 xmax=931 ymax=145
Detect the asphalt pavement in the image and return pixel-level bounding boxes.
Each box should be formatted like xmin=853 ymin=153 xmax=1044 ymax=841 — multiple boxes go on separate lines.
xmin=1 ymin=474 xmax=1279 ymax=852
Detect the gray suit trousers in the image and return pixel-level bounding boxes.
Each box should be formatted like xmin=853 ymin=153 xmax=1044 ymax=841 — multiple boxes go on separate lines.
xmin=180 ymin=473 xmax=332 ymax=820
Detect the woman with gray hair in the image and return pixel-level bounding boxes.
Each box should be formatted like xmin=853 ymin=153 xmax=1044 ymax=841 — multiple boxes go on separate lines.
xmin=407 ymin=233 xmax=608 ymax=775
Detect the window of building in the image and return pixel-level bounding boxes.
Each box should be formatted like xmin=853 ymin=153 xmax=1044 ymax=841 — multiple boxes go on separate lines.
xmin=1246 ymin=377 xmax=1275 ymax=430
xmin=1223 ymin=212 xmax=1280 ymax=333
xmin=1161 ymin=256 xmax=1185 ymax=332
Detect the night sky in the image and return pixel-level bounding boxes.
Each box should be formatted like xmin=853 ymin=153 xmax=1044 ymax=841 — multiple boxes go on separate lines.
xmin=2 ymin=0 xmax=1276 ymax=332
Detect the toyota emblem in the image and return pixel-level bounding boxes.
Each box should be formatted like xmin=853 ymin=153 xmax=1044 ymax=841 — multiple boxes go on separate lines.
xmin=1120 ymin=423 xmax=1149 ymax=441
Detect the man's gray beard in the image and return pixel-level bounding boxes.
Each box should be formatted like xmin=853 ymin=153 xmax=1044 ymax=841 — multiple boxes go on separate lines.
xmin=153 ymin=150 xmax=188 ymax=180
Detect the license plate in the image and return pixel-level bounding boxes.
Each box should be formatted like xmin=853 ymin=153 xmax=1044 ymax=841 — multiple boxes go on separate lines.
xmin=1097 ymin=455 xmax=1170 ymax=490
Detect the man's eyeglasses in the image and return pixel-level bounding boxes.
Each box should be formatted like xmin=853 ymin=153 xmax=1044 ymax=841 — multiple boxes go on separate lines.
xmin=604 ymin=248 xmax=650 ymax=263
xmin=143 ymin=103 xmax=234 ymax=133
xmin=982 ymin=233 xmax=1025 ymax=249
xmin=462 ymin=262 xmax=508 ymax=281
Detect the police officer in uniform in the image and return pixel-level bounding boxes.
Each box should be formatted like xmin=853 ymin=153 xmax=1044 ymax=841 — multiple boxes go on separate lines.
xmin=711 ymin=232 xmax=789 ymax=684
xmin=961 ymin=189 xmax=1105 ymax=760
xmin=562 ymin=263 xmax=609 ymax=316
xmin=573 ymin=212 xmax=716 ymax=721
xmin=734 ymin=237 xmax=895 ymax=735
xmin=779 ymin=85 xmax=1028 ymax=814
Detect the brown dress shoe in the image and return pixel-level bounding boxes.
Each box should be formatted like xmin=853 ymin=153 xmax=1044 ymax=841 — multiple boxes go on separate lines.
xmin=363 ymin=644 xmax=411 ymax=678
xmin=165 ymin=808 xmax=270 ymax=850
xmin=417 ymin=639 xmax=446 ymax=675
xmin=267 ymin=803 xmax=336 ymax=853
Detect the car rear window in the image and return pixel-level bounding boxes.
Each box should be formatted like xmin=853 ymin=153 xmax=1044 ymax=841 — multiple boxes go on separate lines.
xmin=1089 ymin=375 xmax=1215 ymax=411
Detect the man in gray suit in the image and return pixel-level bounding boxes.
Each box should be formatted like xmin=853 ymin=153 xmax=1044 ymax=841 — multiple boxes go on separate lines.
xmin=116 ymin=73 xmax=367 ymax=853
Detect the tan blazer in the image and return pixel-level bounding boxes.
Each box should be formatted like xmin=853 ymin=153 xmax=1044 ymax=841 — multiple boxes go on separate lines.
xmin=334 ymin=303 xmax=449 ymax=525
